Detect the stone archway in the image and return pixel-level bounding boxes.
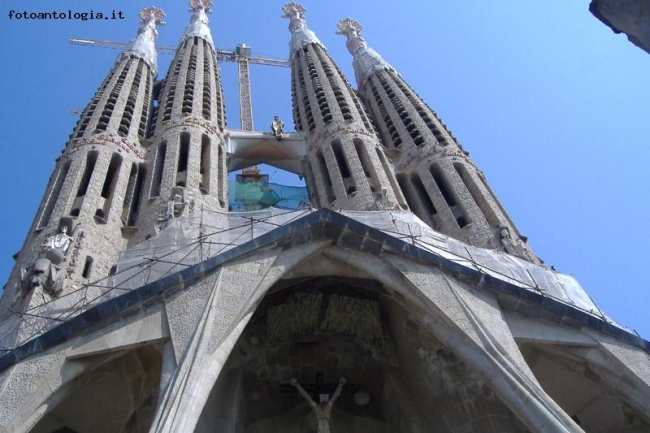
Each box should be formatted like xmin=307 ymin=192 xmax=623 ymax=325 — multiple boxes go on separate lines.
xmin=195 ymin=276 xmax=527 ymax=432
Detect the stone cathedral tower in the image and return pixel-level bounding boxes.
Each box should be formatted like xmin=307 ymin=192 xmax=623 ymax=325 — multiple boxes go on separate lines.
xmin=0 ymin=2 xmax=649 ymax=433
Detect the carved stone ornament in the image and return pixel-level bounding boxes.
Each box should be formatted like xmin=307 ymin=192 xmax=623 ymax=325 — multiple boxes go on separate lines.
xmin=139 ymin=6 xmax=166 ymax=28
xmin=21 ymin=258 xmax=64 ymax=296
xmin=40 ymin=226 xmax=73 ymax=265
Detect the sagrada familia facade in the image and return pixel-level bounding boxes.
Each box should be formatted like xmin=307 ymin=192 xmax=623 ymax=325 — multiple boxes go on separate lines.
xmin=0 ymin=1 xmax=648 ymax=432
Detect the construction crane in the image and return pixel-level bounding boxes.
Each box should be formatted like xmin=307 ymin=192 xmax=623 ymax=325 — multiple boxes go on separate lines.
xmin=69 ymin=37 xmax=289 ymax=132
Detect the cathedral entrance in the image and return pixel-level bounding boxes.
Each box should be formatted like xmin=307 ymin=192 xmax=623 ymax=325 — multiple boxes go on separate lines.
xmin=195 ymin=276 xmax=526 ymax=433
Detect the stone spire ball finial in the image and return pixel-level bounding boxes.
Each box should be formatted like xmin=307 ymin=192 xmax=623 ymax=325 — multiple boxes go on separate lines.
xmin=336 ymin=18 xmax=365 ymax=53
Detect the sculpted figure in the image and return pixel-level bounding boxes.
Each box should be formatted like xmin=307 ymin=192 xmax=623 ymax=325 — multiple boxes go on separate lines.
xmin=21 ymin=258 xmax=63 ymax=295
xmin=291 ymin=377 xmax=346 ymax=433
xmin=41 ymin=226 xmax=73 ymax=254
xmin=41 ymin=226 xmax=73 ymax=265
xmin=499 ymin=226 xmax=528 ymax=259
xmin=271 ymin=115 xmax=284 ymax=140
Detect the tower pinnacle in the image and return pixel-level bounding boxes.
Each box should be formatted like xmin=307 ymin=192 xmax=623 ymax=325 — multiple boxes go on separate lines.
xmin=282 ymin=2 xmax=322 ymax=57
xmin=184 ymin=0 xmax=214 ymax=45
xmin=121 ymin=7 xmax=165 ymax=76
xmin=336 ymin=18 xmax=392 ymax=87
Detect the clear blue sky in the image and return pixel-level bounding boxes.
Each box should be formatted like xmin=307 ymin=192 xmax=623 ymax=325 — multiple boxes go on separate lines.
xmin=1 ymin=1 xmax=649 ymax=338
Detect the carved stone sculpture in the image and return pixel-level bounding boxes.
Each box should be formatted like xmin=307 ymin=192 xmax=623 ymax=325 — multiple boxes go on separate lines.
xmin=291 ymin=377 xmax=346 ymax=433
xmin=21 ymin=258 xmax=63 ymax=295
xmin=271 ymin=115 xmax=284 ymax=140
xmin=41 ymin=226 xmax=73 ymax=264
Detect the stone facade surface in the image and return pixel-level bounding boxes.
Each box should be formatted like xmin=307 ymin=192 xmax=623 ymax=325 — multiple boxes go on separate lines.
xmin=0 ymin=2 xmax=649 ymax=433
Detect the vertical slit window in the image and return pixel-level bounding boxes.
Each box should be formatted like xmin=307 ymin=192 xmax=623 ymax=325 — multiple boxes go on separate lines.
xmin=430 ymin=164 xmax=457 ymax=207
xmin=454 ymin=163 xmax=499 ymax=226
xmin=123 ymin=163 xmax=147 ymax=226
xmin=177 ymin=132 xmax=190 ymax=187
xmin=82 ymin=256 xmax=93 ymax=279
xmin=96 ymin=153 xmax=122 ymax=220
xmin=200 ymin=135 xmax=210 ymax=194
xmin=353 ymin=138 xmax=379 ymax=193
xmin=412 ymin=174 xmax=437 ymax=216
xmin=331 ymin=139 xmax=350 ymax=178
xmin=38 ymin=161 xmax=70 ymax=228
xmin=375 ymin=148 xmax=406 ymax=208
xmin=305 ymin=161 xmax=320 ymax=207
xmin=316 ymin=150 xmax=334 ymax=204
xmin=151 ymin=142 xmax=166 ymax=198
xmin=76 ymin=151 xmax=98 ymax=198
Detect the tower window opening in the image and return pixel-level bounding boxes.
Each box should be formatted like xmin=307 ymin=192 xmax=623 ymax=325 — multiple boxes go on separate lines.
xmin=353 ymin=138 xmax=380 ymax=193
xmin=75 ymin=151 xmax=98 ymax=198
xmin=398 ymin=173 xmax=436 ymax=225
xmin=376 ymin=148 xmax=406 ymax=208
xmin=430 ymin=164 xmax=457 ymax=207
xmin=331 ymin=140 xmax=351 ymax=179
xmin=95 ymin=153 xmax=123 ymax=221
xmin=454 ymin=162 xmax=499 ymax=226
xmin=38 ymin=160 xmax=71 ymax=229
xmin=176 ymin=132 xmax=190 ymax=187
xmin=304 ymin=161 xmax=320 ymax=207
xmin=316 ymin=149 xmax=335 ymax=204
xmin=123 ymin=163 xmax=147 ymax=226
xmin=151 ymin=141 xmax=167 ymax=198
xmin=200 ymin=135 xmax=210 ymax=194
xmin=412 ymin=174 xmax=437 ymax=216
xmin=82 ymin=256 xmax=93 ymax=279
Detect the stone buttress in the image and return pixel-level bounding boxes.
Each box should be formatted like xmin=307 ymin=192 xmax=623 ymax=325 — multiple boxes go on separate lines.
xmin=283 ymin=2 xmax=407 ymax=211
xmin=0 ymin=8 xmax=164 ymax=330
xmin=134 ymin=0 xmax=227 ymax=242
xmin=337 ymin=19 xmax=537 ymax=262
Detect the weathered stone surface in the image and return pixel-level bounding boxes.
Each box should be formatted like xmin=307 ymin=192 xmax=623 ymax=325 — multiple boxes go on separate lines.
xmin=591 ymin=0 xmax=650 ymax=54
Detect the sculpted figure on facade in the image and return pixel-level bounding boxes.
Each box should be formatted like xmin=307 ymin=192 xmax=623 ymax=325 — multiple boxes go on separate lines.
xmin=21 ymin=258 xmax=64 ymax=295
xmin=291 ymin=377 xmax=346 ymax=433
xmin=41 ymin=226 xmax=73 ymax=262
xmin=271 ymin=115 xmax=285 ymax=140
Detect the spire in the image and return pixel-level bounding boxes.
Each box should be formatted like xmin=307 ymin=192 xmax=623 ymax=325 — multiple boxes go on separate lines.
xmin=121 ymin=7 xmax=165 ymax=76
xmin=336 ymin=18 xmax=393 ymax=87
xmin=282 ymin=2 xmax=323 ymax=58
xmin=184 ymin=0 xmax=215 ymax=46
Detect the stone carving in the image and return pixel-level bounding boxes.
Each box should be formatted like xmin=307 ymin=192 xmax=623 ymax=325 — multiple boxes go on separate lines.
xmin=282 ymin=2 xmax=306 ymax=30
xmin=336 ymin=18 xmax=365 ymax=52
xmin=499 ymin=226 xmax=534 ymax=261
xmin=23 ymin=224 xmax=75 ymax=295
xmin=157 ymin=189 xmax=190 ymax=230
xmin=139 ymin=6 xmax=166 ymax=28
xmin=21 ymin=258 xmax=64 ymax=295
xmin=271 ymin=116 xmax=284 ymax=140
xmin=282 ymin=2 xmax=322 ymax=51
xmin=189 ymin=0 xmax=213 ymax=13
xmin=41 ymin=226 xmax=73 ymax=263
xmin=291 ymin=377 xmax=346 ymax=433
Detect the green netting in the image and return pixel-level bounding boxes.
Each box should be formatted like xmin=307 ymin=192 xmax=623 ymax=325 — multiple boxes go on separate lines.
xmin=229 ymin=181 xmax=310 ymax=211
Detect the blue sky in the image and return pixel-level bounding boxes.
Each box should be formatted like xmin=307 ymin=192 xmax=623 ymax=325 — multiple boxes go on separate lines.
xmin=1 ymin=1 xmax=649 ymax=338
